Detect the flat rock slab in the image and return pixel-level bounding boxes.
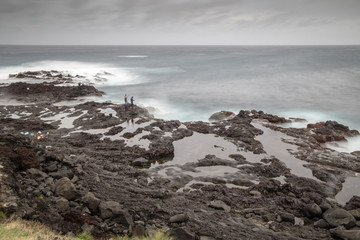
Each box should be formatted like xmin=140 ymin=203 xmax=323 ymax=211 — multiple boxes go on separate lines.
xmin=208 ymin=200 xmax=231 ymax=213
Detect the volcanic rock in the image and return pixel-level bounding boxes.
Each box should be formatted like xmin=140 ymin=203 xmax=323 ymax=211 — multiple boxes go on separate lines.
xmin=55 ymin=177 xmax=76 ymax=200
xmin=323 ymin=208 xmax=356 ymax=228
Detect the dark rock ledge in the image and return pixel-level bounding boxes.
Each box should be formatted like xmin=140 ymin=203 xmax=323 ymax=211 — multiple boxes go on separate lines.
xmin=0 ymin=81 xmax=360 ymax=240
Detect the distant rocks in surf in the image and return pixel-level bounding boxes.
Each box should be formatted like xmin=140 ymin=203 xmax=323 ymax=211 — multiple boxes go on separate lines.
xmin=307 ymin=121 xmax=360 ymax=143
xmin=0 ymin=82 xmax=103 ymax=103
xmin=8 ymin=70 xmax=85 ymax=84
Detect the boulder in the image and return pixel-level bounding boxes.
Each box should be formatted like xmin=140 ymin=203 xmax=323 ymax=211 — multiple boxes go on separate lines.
xmin=350 ymin=209 xmax=360 ymax=220
xmin=132 ymin=224 xmax=145 ymax=237
xmin=132 ymin=158 xmax=150 ymax=167
xmin=98 ymin=201 xmax=133 ymax=226
xmin=304 ymin=203 xmax=322 ymax=218
xmin=323 ymin=208 xmax=356 ymax=228
xmin=99 ymin=201 xmax=121 ymax=219
xmin=26 ymin=168 xmax=48 ymax=180
xmin=279 ymin=211 xmax=295 ymax=223
xmin=170 ymin=227 xmax=196 ymax=240
xmin=55 ymin=177 xmax=76 ymax=200
xmin=81 ymin=192 xmax=100 ymax=213
xmin=209 ymin=111 xmax=235 ymax=122
xmin=56 ymin=197 xmax=69 ymax=213
xmin=170 ymin=214 xmax=189 ymax=223
xmin=208 ymin=200 xmax=231 ymax=213
xmin=314 ymin=219 xmax=330 ymax=229
xmin=330 ymin=226 xmax=360 ymax=240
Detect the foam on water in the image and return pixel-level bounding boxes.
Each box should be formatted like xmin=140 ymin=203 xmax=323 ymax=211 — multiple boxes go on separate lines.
xmin=0 ymin=60 xmax=143 ymax=86
xmin=325 ymin=136 xmax=360 ymax=153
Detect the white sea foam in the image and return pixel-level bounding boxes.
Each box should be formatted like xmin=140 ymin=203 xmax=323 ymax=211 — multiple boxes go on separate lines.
xmin=325 ymin=136 xmax=360 ymax=153
xmin=0 ymin=61 xmax=144 ymax=86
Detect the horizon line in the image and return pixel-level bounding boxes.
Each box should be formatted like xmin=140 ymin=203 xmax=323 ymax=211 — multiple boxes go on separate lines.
xmin=1 ymin=44 xmax=360 ymax=47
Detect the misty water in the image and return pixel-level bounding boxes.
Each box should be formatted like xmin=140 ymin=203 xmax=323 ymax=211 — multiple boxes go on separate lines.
xmin=1 ymin=45 xmax=359 ymax=131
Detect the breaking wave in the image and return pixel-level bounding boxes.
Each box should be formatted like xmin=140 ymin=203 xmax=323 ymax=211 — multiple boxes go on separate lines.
xmin=0 ymin=60 xmax=144 ymax=86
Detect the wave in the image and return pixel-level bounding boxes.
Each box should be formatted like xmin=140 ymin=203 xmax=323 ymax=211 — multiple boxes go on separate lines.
xmin=0 ymin=60 xmax=145 ymax=86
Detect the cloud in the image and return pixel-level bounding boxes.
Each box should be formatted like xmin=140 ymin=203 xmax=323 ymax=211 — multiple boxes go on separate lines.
xmin=0 ymin=0 xmax=359 ymax=44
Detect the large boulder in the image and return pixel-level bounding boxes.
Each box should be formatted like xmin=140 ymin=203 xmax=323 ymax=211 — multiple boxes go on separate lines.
xmin=55 ymin=177 xmax=76 ymax=200
xmin=56 ymin=197 xmax=69 ymax=213
xmin=209 ymin=111 xmax=235 ymax=122
xmin=81 ymin=192 xmax=100 ymax=213
xmin=99 ymin=201 xmax=121 ymax=219
xmin=98 ymin=201 xmax=133 ymax=227
xmin=330 ymin=226 xmax=360 ymax=240
xmin=323 ymin=208 xmax=356 ymax=228
xmin=170 ymin=227 xmax=196 ymax=240
xmin=304 ymin=203 xmax=322 ymax=218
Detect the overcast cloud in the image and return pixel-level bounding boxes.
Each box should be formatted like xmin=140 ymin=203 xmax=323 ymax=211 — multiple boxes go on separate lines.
xmin=0 ymin=0 xmax=359 ymax=45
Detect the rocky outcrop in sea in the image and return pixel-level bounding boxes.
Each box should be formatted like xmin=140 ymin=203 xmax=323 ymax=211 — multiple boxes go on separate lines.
xmin=1 ymin=75 xmax=360 ymax=240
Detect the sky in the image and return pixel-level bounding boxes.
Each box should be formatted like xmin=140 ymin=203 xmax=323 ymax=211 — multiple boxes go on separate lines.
xmin=0 ymin=0 xmax=359 ymax=45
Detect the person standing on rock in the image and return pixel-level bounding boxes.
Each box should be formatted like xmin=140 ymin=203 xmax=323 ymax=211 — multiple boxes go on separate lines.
xmin=130 ymin=96 xmax=134 ymax=108
xmin=124 ymin=94 xmax=128 ymax=111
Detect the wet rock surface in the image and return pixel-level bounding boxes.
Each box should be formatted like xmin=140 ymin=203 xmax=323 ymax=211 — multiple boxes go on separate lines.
xmin=0 ymin=81 xmax=360 ymax=239
xmin=0 ymin=82 xmax=103 ymax=103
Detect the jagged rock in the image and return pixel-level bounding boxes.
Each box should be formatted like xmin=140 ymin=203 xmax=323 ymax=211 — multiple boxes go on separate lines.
xmin=208 ymin=200 xmax=231 ymax=213
xmin=132 ymin=158 xmax=150 ymax=167
xmin=56 ymin=197 xmax=69 ymax=213
xmin=26 ymin=168 xmax=48 ymax=180
xmin=49 ymin=167 xmax=74 ymax=179
xmin=172 ymin=128 xmax=193 ymax=141
xmin=81 ymin=192 xmax=100 ymax=213
xmin=345 ymin=197 xmax=360 ymax=211
xmin=81 ymin=223 xmax=94 ymax=233
xmin=330 ymin=226 xmax=360 ymax=240
xmin=209 ymin=111 xmax=235 ymax=122
xmin=350 ymin=209 xmax=360 ymax=220
xmin=170 ymin=214 xmax=189 ymax=223
xmin=249 ymin=190 xmax=262 ymax=198
xmin=98 ymin=200 xmax=134 ymax=226
xmin=323 ymin=208 xmax=356 ymax=228
xmin=170 ymin=227 xmax=196 ymax=240
xmin=278 ymin=211 xmax=295 ymax=223
xmin=314 ymin=219 xmax=330 ymax=229
xmin=55 ymin=177 xmax=76 ymax=200
xmin=304 ymin=203 xmax=322 ymax=218
xmin=99 ymin=201 xmax=121 ymax=219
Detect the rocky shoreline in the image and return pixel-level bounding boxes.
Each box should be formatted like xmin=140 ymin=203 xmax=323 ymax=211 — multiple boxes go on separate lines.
xmin=1 ymin=72 xmax=360 ymax=240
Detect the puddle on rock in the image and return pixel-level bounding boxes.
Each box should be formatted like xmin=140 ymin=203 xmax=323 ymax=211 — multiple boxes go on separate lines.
xmin=41 ymin=110 xmax=87 ymax=129
xmin=164 ymin=132 xmax=239 ymax=165
xmin=335 ymin=174 xmax=360 ymax=206
xmin=253 ymin=121 xmax=318 ymax=181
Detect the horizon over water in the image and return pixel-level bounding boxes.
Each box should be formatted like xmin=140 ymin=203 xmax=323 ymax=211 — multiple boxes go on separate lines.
xmin=0 ymin=45 xmax=360 ymax=152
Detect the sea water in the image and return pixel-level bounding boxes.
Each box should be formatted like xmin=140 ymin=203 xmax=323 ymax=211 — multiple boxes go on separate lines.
xmin=1 ymin=45 xmax=359 ymax=133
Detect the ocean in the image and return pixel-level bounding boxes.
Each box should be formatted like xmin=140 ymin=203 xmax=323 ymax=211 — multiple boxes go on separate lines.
xmin=1 ymin=45 xmax=359 ymax=134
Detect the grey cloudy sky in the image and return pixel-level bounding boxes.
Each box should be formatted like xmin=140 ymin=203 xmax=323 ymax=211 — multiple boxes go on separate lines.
xmin=0 ymin=0 xmax=359 ymax=45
